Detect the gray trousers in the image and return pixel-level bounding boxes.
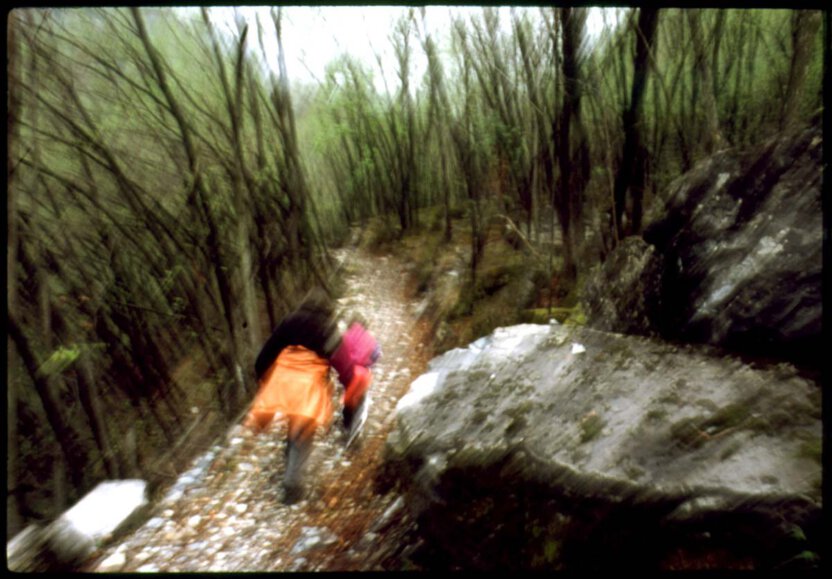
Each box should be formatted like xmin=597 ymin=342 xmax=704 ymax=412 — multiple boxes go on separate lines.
xmin=284 ymin=416 xmax=316 ymax=492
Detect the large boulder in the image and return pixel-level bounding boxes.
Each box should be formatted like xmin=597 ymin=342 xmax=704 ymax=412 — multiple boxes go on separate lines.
xmin=380 ymin=323 xmax=822 ymax=571
xmin=585 ymin=124 xmax=822 ymax=367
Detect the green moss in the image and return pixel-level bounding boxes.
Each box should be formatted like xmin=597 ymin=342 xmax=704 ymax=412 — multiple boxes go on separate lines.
xmin=571 ymin=448 xmax=588 ymax=463
xmin=646 ymin=408 xmax=667 ymax=422
xmin=696 ymin=399 xmax=720 ymax=413
xmin=522 ymin=308 xmax=557 ymax=324
xmin=564 ymin=303 xmax=587 ymax=326
xmin=624 ymin=465 xmax=646 ymax=479
xmin=449 ymin=284 xmax=476 ymax=320
xmin=528 ymin=305 xmax=581 ymax=324
xmin=798 ymin=439 xmax=822 ymax=465
xmin=720 ymin=441 xmax=742 ymax=460
xmin=671 ymin=400 xmax=761 ymax=450
xmin=704 ymin=402 xmax=751 ymax=431
xmin=810 ymin=477 xmax=822 ymax=496
xmin=471 ymin=409 xmax=487 ymax=424
xmin=543 ymin=539 xmax=560 ymax=563
xmin=670 ymin=417 xmax=708 ymax=449
xmin=659 ymin=391 xmax=682 ymax=405
xmin=580 ymin=413 xmax=605 ymax=444
xmin=528 ymin=518 xmax=565 ymax=568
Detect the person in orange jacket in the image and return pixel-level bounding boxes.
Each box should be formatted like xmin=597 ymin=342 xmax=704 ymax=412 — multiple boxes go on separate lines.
xmin=246 ymin=288 xmax=340 ymax=504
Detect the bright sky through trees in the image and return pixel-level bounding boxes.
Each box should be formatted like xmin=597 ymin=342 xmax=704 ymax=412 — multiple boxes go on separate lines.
xmin=204 ymin=5 xmax=621 ymax=94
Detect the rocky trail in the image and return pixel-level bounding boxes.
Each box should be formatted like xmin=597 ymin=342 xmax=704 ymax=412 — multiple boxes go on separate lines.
xmin=88 ymin=245 xmax=432 ymax=572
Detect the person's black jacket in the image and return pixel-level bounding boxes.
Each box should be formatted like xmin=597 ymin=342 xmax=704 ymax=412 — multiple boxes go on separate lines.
xmin=254 ymin=307 xmax=338 ymax=381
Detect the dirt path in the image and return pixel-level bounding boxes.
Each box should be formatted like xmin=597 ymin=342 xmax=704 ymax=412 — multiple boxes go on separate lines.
xmin=90 ymin=245 xmax=432 ymax=572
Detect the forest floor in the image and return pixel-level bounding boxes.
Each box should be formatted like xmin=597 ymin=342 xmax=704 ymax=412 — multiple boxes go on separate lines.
xmin=87 ymin=243 xmax=433 ymax=572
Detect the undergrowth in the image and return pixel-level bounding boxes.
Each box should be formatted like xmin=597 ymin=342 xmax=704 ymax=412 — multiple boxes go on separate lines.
xmin=378 ymin=206 xmax=575 ymax=354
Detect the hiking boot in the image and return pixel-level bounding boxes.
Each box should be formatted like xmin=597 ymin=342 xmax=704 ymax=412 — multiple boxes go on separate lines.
xmin=282 ymin=482 xmax=305 ymax=505
xmin=342 ymin=405 xmax=355 ymax=434
xmin=345 ymin=396 xmax=369 ymax=449
xmin=283 ymin=431 xmax=312 ymax=503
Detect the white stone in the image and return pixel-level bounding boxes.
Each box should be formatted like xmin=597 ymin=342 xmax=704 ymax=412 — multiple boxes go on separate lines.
xmin=59 ymin=480 xmax=147 ymax=542
xmin=96 ymin=550 xmax=126 ymax=572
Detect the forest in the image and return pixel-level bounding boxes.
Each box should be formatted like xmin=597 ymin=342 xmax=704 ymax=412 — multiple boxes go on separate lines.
xmin=6 ymin=6 xmax=824 ymax=539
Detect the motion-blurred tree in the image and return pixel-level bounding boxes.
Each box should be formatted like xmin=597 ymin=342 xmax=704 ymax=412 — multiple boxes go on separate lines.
xmin=6 ymin=6 xmax=333 ymax=534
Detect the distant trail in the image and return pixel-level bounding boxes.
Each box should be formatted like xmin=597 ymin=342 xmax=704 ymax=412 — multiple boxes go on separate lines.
xmin=89 ymin=244 xmax=431 ymax=572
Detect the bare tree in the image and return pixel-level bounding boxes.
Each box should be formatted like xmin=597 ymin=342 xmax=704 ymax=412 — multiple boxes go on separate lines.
xmin=612 ymin=7 xmax=659 ymax=239
xmin=781 ymin=10 xmax=822 ymax=130
xmin=555 ymin=7 xmax=591 ymax=283
xmin=687 ymin=9 xmax=723 ymax=154
xmin=419 ymin=15 xmax=454 ymax=242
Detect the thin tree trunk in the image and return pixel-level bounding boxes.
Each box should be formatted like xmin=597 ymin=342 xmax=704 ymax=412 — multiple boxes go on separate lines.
xmin=687 ymin=9 xmax=723 ymax=154
xmin=556 ymin=7 xmax=590 ymax=283
xmin=7 ymin=8 xmax=24 ymax=535
xmin=781 ymin=10 xmax=822 ymax=130
xmin=76 ymin=355 xmax=121 ymax=478
xmin=739 ymin=19 xmax=761 ymax=146
xmin=728 ymin=11 xmax=749 ymax=146
xmin=613 ymin=7 xmax=659 ymax=239
xmin=202 ymin=11 xmax=258 ymax=406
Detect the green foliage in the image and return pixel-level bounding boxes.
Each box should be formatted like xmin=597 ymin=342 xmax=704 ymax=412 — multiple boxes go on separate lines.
xmin=450 ymin=289 xmax=475 ymax=320
xmin=37 ymin=346 xmax=82 ymax=377
xmin=563 ymin=304 xmax=587 ymax=326
xmin=521 ymin=308 xmax=554 ymax=324
xmin=36 ymin=343 xmax=106 ymax=377
xmin=522 ymin=305 xmax=585 ymax=325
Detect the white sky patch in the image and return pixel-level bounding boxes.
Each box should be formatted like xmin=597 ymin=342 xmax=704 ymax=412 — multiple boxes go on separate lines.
xmin=203 ymin=5 xmax=622 ymax=95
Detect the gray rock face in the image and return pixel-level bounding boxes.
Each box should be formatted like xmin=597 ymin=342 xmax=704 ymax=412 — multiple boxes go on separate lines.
xmin=381 ymin=323 xmax=822 ymax=570
xmin=582 ymin=237 xmax=664 ymax=336
xmin=586 ymin=125 xmax=822 ymax=368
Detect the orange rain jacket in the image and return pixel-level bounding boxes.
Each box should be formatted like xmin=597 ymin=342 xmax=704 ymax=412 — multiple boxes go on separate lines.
xmin=246 ymin=345 xmax=334 ymax=432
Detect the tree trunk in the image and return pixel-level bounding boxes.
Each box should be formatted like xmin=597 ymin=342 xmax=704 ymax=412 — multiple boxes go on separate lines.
xmin=76 ymin=356 xmax=121 ymax=479
xmin=556 ymin=7 xmax=590 ymax=284
xmin=727 ymin=11 xmax=749 ymax=146
xmin=781 ymin=10 xmax=822 ymax=130
xmin=687 ymin=9 xmax=723 ymax=154
xmin=7 ymin=8 xmax=23 ymax=536
xmin=613 ymin=7 xmax=659 ymax=239
xmin=739 ymin=18 xmax=761 ymax=146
